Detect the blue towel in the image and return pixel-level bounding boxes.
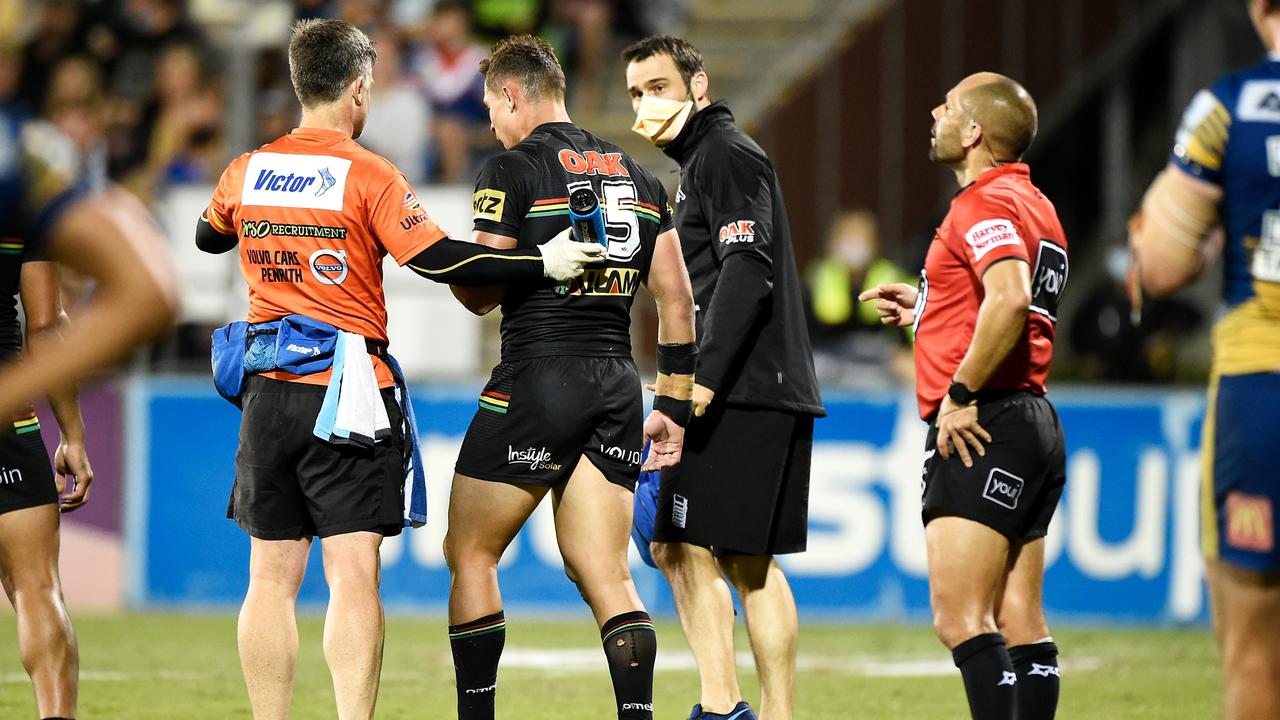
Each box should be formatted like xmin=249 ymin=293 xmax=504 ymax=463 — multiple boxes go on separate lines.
xmin=384 ymin=354 xmax=427 ymax=528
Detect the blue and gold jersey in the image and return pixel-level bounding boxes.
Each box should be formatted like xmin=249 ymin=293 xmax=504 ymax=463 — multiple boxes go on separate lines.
xmin=1173 ymin=56 xmax=1280 ymax=375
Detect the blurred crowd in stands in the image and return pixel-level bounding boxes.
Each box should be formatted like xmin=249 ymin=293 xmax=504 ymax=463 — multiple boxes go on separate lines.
xmin=0 ymin=0 xmax=689 ymax=199
xmin=0 ymin=0 xmax=1209 ymax=384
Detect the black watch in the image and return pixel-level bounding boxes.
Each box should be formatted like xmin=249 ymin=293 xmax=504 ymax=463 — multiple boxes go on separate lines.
xmin=948 ymin=380 xmax=978 ymax=406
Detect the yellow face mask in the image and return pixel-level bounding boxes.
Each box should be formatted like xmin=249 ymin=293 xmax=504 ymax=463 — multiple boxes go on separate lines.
xmin=631 ymin=94 xmax=695 ymax=146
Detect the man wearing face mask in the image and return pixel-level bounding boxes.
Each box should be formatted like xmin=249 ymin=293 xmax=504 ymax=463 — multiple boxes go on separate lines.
xmin=623 ymin=35 xmax=824 ymax=720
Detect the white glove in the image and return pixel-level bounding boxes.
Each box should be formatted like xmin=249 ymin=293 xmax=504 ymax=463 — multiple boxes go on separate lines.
xmin=538 ymin=225 xmax=605 ymax=281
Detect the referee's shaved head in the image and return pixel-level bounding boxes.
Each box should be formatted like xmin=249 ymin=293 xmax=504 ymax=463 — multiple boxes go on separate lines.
xmin=956 ymin=72 xmax=1038 ymax=160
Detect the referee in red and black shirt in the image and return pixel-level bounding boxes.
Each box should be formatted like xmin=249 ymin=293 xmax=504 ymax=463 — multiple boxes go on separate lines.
xmin=862 ymin=73 xmax=1067 ymax=720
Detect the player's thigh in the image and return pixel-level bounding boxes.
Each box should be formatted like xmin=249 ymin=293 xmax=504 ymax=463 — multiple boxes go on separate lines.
xmin=926 ymin=516 xmax=1010 ymax=643
xmin=320 ymin=531 xmax=383 ymax=588
xmin=0 ymin=503 xmax=61 ymax=599
xmin=1206 ymin=558 xmax=1280 ymax=667
xmin=1203 ymin=372 xmax=1280 ymax=572
xmin=444 ymin=472 xmax=547 ymax=567
xmin=580 ymin=357 xmax=645 ymax=491
xmin=552 ymin=455 xmax=634 ymax=581
xmin=455 ymin=357 xmax=595 ymax=488
xmin=995 ymin=537 xmax=1050 ymax=645
xmin=246 ymin=535 xmax=312 ymax=593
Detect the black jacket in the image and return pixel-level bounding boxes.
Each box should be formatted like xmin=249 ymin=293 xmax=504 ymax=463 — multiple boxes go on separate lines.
xmin=663 ymin=102 xmax=824 ymax=417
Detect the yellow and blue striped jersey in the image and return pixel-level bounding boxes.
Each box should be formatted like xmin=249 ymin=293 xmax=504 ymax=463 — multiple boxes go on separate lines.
xmin=1173 ymin=55 xmax=1280 ymax=374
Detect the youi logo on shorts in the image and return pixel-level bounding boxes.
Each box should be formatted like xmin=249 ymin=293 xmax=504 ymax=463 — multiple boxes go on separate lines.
xmin=599 ymin=445 xmax=641 ymax=466
xmin=242 ymin=153 xmax=352 ymax=212
xmin=507 ymin=445 xmax=562 ymax=472
xmin=983 ymin=467 xmax=1025 ymax=510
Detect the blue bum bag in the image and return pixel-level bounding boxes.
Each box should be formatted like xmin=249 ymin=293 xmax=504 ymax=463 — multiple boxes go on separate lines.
xmin=211 ymin=314 xmax=340 ymax=404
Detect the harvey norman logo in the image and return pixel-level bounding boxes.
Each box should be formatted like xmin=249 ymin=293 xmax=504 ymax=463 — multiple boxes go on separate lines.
xmin=241 ymin=153 xmax=352 ymax=212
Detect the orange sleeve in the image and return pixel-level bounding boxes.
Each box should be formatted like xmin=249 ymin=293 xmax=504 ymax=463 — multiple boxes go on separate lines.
xmin=369 ymin=169 xmax=449 ymax=266
xmin=206 ymin=154 xmax=247 ymax=234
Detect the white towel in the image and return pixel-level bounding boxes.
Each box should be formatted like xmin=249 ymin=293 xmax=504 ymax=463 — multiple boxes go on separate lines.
xmin=315 ymin=331 xmax=390 ymax=447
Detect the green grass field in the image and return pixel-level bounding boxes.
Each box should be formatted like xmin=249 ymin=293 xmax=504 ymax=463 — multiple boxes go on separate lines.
xmin=0 ymin=613 xmax=1219 ymax=719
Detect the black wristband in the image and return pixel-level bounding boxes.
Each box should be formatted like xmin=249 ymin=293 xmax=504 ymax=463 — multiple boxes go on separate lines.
xmin=653 ymin=394 xmax=693 ymax=427
xmin=948 ymin=380 xmax=978 ymax=406
xmin=656 ymin=342 xmax=698 ymax=376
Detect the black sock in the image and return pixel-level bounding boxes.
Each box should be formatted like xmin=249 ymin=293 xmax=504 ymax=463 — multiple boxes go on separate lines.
xmin=952 ymin=633 xmax=1018 ymax=720
xmin=1009 ymin=640 xmax=1060 ymax=720
xmin=600 ymin=611 xmax=657 ymax=720
xmin=449 ymin=611 xmax=506 ymax=720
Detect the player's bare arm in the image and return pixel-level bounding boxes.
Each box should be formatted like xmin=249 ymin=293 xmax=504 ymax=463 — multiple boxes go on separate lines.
xmin=858 ymin=282 xmax=919 ymax=327
xmin=0 ymin=190 xmax=178 ymax=417
xmin=19 ymin=261 xmax=93 ymax=511
xmin=937 ymin=258 xmax=1031 ymax=467
xmin=1129 ymin=162 xmax=1224 ymax=298
xmin=450 ymin=230 xmax=517 ymax=315
xmin=642 ymin=228 xmax=696 ymax=471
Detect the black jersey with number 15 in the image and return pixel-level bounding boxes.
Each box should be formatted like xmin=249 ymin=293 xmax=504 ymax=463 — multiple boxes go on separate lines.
xmin=471 ymin=122 xmax=674 ymax=362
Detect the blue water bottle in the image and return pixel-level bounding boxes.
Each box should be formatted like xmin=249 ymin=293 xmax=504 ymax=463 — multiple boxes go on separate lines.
xmin=555 ymin=186 xmax=608 ymax=295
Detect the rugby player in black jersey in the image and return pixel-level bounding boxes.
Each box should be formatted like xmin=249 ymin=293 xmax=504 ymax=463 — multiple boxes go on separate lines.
xmin=442 ymin=36 xmax=696 ymax=720
xmin=0 ymin=105 xmax=175 ymax=720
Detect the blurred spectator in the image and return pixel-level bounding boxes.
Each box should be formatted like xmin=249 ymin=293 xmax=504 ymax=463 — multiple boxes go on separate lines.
xmin=411 ymin=0 xmax=496 ymax=182
xmin=103 ymin=0 xmax=209 ymax=179
xmin=1069 ymin=245 xmax=1205 ymax=382
xmin=42 ymin=55 xmax=111 ymax=187
xmin=361 ymin=31 xmax=431 ymax=182
xmin=121 ymin=42 xmax=223 ymax=201
xmin=546 ymin=0 xmax=613 ymax=110
xmin=338 ymin=0 xmax=388 ymax=32
xmin=805 ymin=210 xmax=915 ymax=388
xmin=471 ymin=0 xmax=547 ymax=41
xmin=254 ymin=49 xmax=300 ymax=147
xmin=15 ymin=0 xmax=88 ymax=113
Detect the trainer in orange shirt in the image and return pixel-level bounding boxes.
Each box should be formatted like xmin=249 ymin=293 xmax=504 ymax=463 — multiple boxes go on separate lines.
xmin=194 ymin=19 xmax=602 ymax=720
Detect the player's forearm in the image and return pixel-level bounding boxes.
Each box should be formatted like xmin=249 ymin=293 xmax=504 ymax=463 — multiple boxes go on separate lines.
xmin=952 ymin=271 xmax=1030 ymax=391
xmin=450 ymin=285 xmax=504 ymax=315
xmin=697 ymin=253 xmax=772 ymax=392
xmin=0 ymin=283 xmax=173 ymax=417
xmin=1130 ymin=165 xmax=1222 ymax=297
xmin=26 ymin=312 xmax=85 ymax=443
xmin=406 ymin=239 xmax=544 ymax=286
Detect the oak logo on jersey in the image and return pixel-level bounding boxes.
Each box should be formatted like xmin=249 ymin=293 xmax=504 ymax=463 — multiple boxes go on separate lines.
xmin=557 ymin=149 xmax=630 ymax=177
xmin=1226 ymin=491 xmax=1274 ymax=553
xmin=309 ymin=248 xmax=348 ymax=285
xmin=242 ymin=153 xmax=351 ymax=212
xmin=964 ymin=218 xmax=1021 ymax=261
xmin=569 ymin=267 xmax=640 ymax=297
xmin=718 ymin=220 xmax=756 ymax=245
xmin=472 ymin=189 xmax=507 ymax=222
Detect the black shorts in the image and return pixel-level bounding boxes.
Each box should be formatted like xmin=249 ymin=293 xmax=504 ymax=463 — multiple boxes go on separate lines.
xmin=653 ymin=404 xmax=813 ymax=556
xmin=229 ymin=376 xmax=407 ymax=540
xmin=455 ymin=356 xmax=643 ymax=490
xmin=922 ymin=392 xmax=1066 ymax=542
xmin=0 ymin=419 xmax=57 ymax=515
